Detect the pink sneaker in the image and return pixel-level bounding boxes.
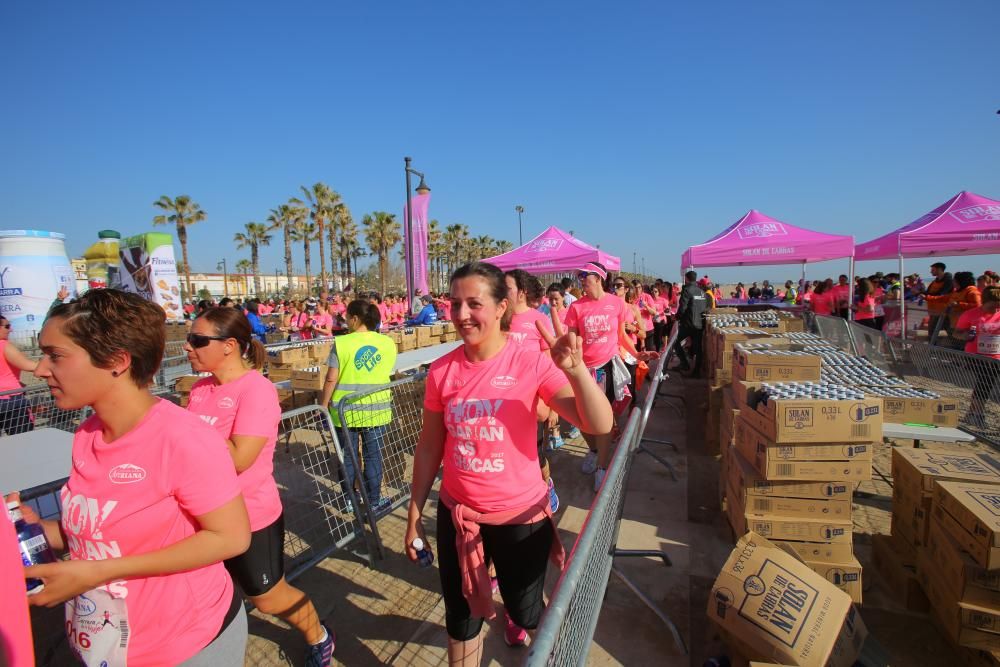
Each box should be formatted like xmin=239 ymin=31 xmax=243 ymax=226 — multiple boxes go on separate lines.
xmin=504 ymin=612 xmax=528 ymax=647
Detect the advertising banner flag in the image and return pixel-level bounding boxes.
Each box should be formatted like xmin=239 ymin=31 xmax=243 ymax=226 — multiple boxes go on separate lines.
xmin=405 ymin=193 xmax=431 ymax=295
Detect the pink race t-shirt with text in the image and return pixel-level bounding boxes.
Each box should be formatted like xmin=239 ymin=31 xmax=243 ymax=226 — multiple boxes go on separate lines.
xmin=424 ymin=341 xmax=568 ymax=513
xmin=811 ymin=291 xmax=834 ymax=316
xmin=188 ymin=370 xmax=282 ymax=531
xmin=564 ymin=293 xmax=627 ymax=368
xmin=509 ymin=309 xmax=553 ymax=352
xmin=60 ymin=400 xmax=240 ymax=666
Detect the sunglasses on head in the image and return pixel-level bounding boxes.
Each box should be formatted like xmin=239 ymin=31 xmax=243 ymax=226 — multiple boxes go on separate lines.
xmin=186 ymin=333 xmax=230 ymax=348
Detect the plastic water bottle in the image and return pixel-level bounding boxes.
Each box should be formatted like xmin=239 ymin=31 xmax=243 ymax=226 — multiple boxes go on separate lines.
xmin=7 ymin=501 xmax=56 ymax=595
xmin=412 ymin=538 xmax=434 ymax=567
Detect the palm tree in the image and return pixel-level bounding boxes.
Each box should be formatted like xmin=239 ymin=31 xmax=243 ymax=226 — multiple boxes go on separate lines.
xmin=234 ymin=259 xmax=252 ymax=296
xmin=233 ymin=222 xmax=271 ymax=297
xmin=444 ymin=224 xmax=470 ymax=276
xmin=427 ymin=220 xmax=443 ymax=291
xmin=267 ymin=199 xmax=308 ymax=289
xmin=362 ymin=212 xmax=402 ymax=295
xmin=473 ymin=235 xmax=493 ymax=260
xmin=332 ymin=204 xmax=354 ymax=289
xmin=153 ymin=195 xmax=206 ymax=296
xmin=291 ymin=220 xmax=319 ymax=294
xmin=494 ymin=239 xmax=514 ymax=255
xmin=300 ymin=183 xmax=341 ymax=291
xmin=341 ymin=217 xmax=362 ymax=289
xmin=351 ymin=246 xmax=367 ymax=290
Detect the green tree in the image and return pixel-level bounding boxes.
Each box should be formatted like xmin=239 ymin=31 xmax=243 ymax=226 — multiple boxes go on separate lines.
xmin=444 ymin=224 xmax=470 ymax=276
xmin=153 ymin=195 xmax=205 ymax=297
xmin=291 ymin=220 xmax=319 ymax=295
xmin=427 ymin=219 xmax=444 ymax=292
xmin=332 ymin=203 xmax=355 ymax=289
xmin=300 ymin=182 xmax=341 ymax=290
xmin=234 ymin=259 xmax=252 ymax=297
xmin=494 ymin=239 xmax=514 ymax=255
xmin=233 ymin=222 xmax=272 ymax=297
xmin=267 ymin=199 xmax=308 ymax=290
xmin=362 ymin=212 xmax=402 ymax=295
xmin=474 ymin=235 xmax=493 ymax=260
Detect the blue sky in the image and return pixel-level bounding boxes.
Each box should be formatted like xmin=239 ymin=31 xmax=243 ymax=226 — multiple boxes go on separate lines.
xmin=2 ymin=1 xmax=998 ymax=284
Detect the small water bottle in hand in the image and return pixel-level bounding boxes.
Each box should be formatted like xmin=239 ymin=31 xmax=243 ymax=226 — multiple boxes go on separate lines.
xmin=7 ymin=501 xmax=56 ymax=595
xmin=412 ymin=538 xmax=434 ymax=567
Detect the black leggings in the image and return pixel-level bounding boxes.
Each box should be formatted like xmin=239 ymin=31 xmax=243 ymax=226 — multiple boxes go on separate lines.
xmin=436 ymin=503 xmax=554 ymax=640
xmin=224 ymin=513 xmax=285 ymax=597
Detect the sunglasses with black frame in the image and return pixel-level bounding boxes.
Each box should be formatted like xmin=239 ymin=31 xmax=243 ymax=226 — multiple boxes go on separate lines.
xmin=186 ymin=333 xmax=231 ymax=349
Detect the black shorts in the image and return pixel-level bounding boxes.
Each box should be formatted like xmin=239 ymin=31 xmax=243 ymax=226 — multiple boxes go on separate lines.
xmin=436 ymin=502 xmax=554 ymax=641
xmin=224 ymin=513 xmax=285 ymax=597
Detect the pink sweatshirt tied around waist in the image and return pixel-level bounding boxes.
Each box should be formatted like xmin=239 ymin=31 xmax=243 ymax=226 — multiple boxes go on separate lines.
xmin=439 ymin=487 xmax=565 ymax=620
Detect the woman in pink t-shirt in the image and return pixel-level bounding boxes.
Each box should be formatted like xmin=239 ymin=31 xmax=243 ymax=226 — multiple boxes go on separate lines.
xmin=649 ymin=285 xmax=669 ymax=352
xmin=185 ymin=308 xmax=334 ymax=664
xmin=854 ymin=279 xmax=879 ymax=329
xmin=406 ymin=262 xmax=612 ymax=664
xmin=564 ymin=263 xmax=655 ymax=490
xmin=0 ymin=316 xmax=39 ymax=435
xmin=310 ymin=302 xmax=335 ymax=338
xmin=809 ymin=282 xmax=834 ymax=317
xmin=11 ymin=289 xmax=251 ymax=667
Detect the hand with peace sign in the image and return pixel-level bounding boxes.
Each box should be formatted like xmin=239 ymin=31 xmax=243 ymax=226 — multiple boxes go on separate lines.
xmin=536 ymin=320 xmax=586 ymax=376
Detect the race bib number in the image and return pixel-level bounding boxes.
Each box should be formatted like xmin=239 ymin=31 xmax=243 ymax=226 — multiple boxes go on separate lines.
xmin=978 ymin=334 xmax=1000 ymax=356
xmin=65 ymin=588 xmax=129 ymax=667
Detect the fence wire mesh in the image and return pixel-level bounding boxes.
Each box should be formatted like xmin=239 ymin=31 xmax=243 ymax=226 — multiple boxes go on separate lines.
xmin=275 ymin=405 xmax=373 ymax=578
xmin=524 ymin=408 xmax=643 ymax=667
xmin=0 ymin=384 xmax=87 ymax=436
xmin=334 ymin=373 xmax=427 ymax=557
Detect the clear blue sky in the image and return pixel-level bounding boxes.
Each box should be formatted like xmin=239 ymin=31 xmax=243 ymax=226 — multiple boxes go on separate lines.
xmin=2 ymin=1 xmax=998 ymax=284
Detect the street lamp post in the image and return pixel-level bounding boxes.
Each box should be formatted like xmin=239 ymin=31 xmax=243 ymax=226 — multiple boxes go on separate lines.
xmin=217 ymin=258 xmax=228 ymax=298
xmin=274 ymin=268 xmax=280 ymax=296
xmin=404 ymin=157 xmax=430 ymax=312
xmin=515 ymin=205 xmax=525 ymax=245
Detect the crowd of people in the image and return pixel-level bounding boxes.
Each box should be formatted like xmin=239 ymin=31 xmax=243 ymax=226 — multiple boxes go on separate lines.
xmin=7 ymin=258 xmax=1000 ymax=666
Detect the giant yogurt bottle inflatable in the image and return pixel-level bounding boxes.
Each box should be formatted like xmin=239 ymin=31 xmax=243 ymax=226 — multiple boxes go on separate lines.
xmin=0 ymin=230 xmax=76 ymax=335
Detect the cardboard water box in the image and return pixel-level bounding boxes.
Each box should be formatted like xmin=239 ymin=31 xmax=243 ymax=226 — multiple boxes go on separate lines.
xmin=807 ymin=557 xmax=863 ymax=604
xmin=734 ymin=417 xmax=872 ymax=482
xmin=415 ymin=326 xmax=437 ymax=347
xmin=728 ymin=448 xmax=852 ymax=520
xmin=922 ymin=516 xmax=1000 ymax=603
xmin=715 ymin=329 xmax=776 ymax=371
xmin=174 ymin=372 xmax=212 ymax=394
xmin=733 ymin=346 xmax=823 ymax=383
xmin=934 ymin=481 xmax=1000 ymax=570
xmin=880 ymin=395 xmax=961 ymax=427
xmin=892 ymin=449 xmax=1000 ymax=547
xmin=729 ymin=485 xmax=852 ymax=544
xmin=308 ymin=341 xmax=334 ymax=362
xmin=118 ymin=232 xmax=183 ymax=321
xmin=776 ymin=539 xmax=855 ymax=565
xmin=707 ymin=532 xmax=868 ymax=667
xmin=291 ymin=366 xmax=327 ymax=391
xmin=399 ymin=329 xmax=417 ymax=351
xmin=739 ymin=395 xmax=882 ymax=444
xmin=918 ymin=558 xmax=1000 ymax=651
xmin=267 ymin=344 xmax=311 ymax=365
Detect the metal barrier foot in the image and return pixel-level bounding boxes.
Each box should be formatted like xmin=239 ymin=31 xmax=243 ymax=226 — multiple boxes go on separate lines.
xmin=637 ymin=442 xmax=679 ymax=482
xmin=610 ymin=564 xmax=688 ymax=655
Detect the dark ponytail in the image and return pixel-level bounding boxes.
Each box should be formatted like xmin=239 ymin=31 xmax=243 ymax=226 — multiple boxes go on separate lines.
xmin=200 ymin=307 xmax=267 ymax=369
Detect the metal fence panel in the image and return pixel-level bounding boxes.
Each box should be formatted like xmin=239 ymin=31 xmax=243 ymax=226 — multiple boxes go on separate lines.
xmin=524 ymin=408 xmax=643 ymax=667
xmin=275 ymin=405 xmax=374 ymax=578
xmin=0 ymin=384 xmax=87 ymax=436
xmin=334 ymin=373 xmax=427 ymax=559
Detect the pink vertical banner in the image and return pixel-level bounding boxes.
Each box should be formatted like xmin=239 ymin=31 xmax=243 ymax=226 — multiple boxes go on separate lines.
xmin=405 ymin=193 xmax=431 ymax=295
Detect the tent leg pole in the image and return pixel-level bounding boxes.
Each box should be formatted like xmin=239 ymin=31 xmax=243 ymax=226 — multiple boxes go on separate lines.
xmin=848 ymin=256 xmax=855 ymax=323
xmin=899 ymin=255 xmax=905 ymax=340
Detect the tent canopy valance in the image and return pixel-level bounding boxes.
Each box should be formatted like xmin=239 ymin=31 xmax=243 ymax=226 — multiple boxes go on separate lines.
xmin=483 ymin=225 xmax=620 ymax=273
xmin=681 ymin=210 xmax=855 ymax=271
xmin=855 ymin=191 xmax=1000 ymax=261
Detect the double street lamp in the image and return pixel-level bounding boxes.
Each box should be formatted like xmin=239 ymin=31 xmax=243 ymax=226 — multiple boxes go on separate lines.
xmin=404 ymin=157 xmax=431 ymax=310
xmin=515 ymin=205 xmax=525 ymax=245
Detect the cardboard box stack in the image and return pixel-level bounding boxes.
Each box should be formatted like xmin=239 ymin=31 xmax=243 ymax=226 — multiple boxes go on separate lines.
xmin=725 ymin=370 xmax=879 ymax=604
xmin=708 ymin=531 xmax=868 ymax=667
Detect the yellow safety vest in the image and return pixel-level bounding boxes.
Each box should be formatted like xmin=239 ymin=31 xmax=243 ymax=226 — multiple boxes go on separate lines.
xmin=330 ymin=331 xmax=398 ymax=428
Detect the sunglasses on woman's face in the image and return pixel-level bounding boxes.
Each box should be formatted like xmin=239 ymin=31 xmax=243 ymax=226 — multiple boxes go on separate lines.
xmin=577 ymin=272 xmax=591 ymax=282
xmin=186 ymin=333 xmax=230 ymax=349
xmin=614 ymin=283 xmax=625 ymax=289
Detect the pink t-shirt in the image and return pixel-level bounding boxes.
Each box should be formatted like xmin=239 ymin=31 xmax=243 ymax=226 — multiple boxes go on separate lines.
xmin=377 ymin=302 xmax=390 ymax=328
xmin=811 ymin=291 xmax=834 ymax=316
xmin=961 ymin=308 xmax=1000 ymax=359
xmin=188 ymin=370 xmax=282 ymax=531
xmin=61 ymin=400 xmax=239 ymax=666
xmin=331 ymin=302 xmax=346 ymax=318
xmin=855 ymin=295 xmax=877 ymax=321
xmin=311 ymin=313 xmax=334 ymax=337
xmin=440 ymin=300 xmax=452 ymax=322
xmin=637 ymin=293 xmax=655 ymax=331
xmin=390 ymin=303 xmax=405 ymax=324
xmin=424 ymin=341 xmax=568 ymax=513
xmin=0 ymin=340 xmax=21 ymax=393
xmin=564 ymin=293 xmax=627 ymax=368
xmin=509 ymin=309 xmax=554 ymax=352
xmin=653 ymin=297 xmax=669 ymax=322
xmin=831 ymin=284 xmax=851 ymax=310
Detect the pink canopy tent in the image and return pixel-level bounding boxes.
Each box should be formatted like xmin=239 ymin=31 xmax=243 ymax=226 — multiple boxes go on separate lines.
xmin=856 ymin=191 xmax=1000 ymax=260
xmin=681 ymin=209 xmax=855 ymax=272
xmin=483 ymin=225 xmax=620 ymax=273
xmin=855 ymin=190 xmax=1000 ymax=338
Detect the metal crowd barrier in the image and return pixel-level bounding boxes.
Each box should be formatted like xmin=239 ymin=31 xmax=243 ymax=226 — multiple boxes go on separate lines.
xmin=526 ymin=328 xmax=687 ymax=666
xmin=333 ymin=373 xmax=427 ymax=560
xmin=814 ymin=314 xmax=1000 ymax=448
xmin=0 ymin=383 xmax=87 ymax=436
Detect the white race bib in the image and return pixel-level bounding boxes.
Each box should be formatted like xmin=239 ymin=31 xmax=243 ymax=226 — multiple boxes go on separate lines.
xmin=978 ymin=334 xmax=1000 ymax=356
xmin=65 ymin=587 xmax=129 ymax=667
